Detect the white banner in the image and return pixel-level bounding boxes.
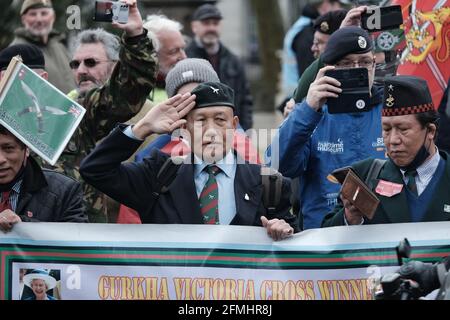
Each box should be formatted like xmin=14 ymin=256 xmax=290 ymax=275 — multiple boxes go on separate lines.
xmin=1 ymin=222 xmax=450 ymax=300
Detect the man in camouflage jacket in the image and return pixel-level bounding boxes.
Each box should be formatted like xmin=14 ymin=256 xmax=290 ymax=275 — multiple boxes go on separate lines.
xmin=44 ymin=0 xmax=157 ymax=222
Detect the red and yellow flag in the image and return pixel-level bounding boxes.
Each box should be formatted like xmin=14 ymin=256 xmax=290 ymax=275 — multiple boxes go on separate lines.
xmin=392 ymin=0 xmax=450 ymax=107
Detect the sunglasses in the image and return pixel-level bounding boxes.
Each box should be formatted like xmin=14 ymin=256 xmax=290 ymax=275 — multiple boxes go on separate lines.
xmin=69 ymin=58 xmax=114 ymax=69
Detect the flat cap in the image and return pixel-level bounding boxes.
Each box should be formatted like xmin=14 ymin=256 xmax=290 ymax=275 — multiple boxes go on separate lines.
xmin=0 ymin=44 xmax=45 ymax=71
xmin=382 ymin=75 xmax=434 ymax=117
xmin=21 ymin=0 xmax=53 ymax=15
xmin=192 ymin=4 xmax=222 ymax=21
xmin=191 ymin=82 xmax=234 ymax=110
xmin=322 ymin=26 xmax=373 ymax=65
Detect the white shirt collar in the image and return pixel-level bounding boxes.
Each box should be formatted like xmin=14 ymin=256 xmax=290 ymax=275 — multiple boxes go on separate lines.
xmin=400 ymin=147 xmax=440 ymax=179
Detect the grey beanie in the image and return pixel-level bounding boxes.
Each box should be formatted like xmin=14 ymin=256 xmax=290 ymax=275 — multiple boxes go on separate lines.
xmin=165 ymin=58 xmax=220 ymax=97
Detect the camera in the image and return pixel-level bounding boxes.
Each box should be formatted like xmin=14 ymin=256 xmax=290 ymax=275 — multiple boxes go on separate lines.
xmin=361 ymin=5 xmax=403 ymax=32
xmin=324 ymin=67 xmax=370 ymax=114
xmin=93 ymin=1 xmax=129 ymax=24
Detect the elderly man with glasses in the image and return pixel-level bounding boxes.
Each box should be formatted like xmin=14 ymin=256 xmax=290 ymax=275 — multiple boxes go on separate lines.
xmin=266 ymin=26 xmax=386 ymax=230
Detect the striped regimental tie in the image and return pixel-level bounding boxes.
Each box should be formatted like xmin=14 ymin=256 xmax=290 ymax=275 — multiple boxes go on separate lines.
xmin=199 ymin=165 xmax=221 ymax=224
xmin=405 ymin=170 xmax=418 ymax=196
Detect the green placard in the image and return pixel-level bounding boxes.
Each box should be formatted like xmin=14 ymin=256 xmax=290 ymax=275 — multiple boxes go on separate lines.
xmin=0 ymin=57 xmax=85 ymax=165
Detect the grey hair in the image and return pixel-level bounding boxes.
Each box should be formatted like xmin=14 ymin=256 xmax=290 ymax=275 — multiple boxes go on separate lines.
xmin=71 ymin=28 xmax=120 ymax=61
xmin=143 ymin=14 xmax=184 ymax=52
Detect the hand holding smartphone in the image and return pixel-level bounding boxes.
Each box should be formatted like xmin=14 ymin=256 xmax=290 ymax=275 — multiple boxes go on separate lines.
xmin=94 ymin=1 xmax=129 ymax=24
xmin=324 ymin=67 xmax=370 ymax=114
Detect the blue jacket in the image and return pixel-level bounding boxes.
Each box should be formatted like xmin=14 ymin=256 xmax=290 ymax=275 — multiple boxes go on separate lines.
xmin=266 ymin=88 xmax=386 ymax=229
xmin=281 ymin=16 xmax=312 ymax=97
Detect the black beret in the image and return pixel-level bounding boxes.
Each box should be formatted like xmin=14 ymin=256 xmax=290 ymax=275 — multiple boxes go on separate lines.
xmin=191 ymin=82 xmax=234 ymax=110
xmin=313 ymin=10 xmax=348 ymax=35
xmin=0 ymin=44 xmax=45 ymax=71
xmin=192 ymin=4 xmax=222 ymax=21
xmin=321 ymin=26 xmax=374 ymax=65
xmin=382 ymin=75 xmax=434 ymax=117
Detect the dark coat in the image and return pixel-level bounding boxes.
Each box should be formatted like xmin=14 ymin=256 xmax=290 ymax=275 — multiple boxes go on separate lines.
xmin=80 ymin=126 xmax=297 ymax=229
xmin=322 ymin=152 xmax=450 ymax=227
xmin=16 ymin=157 xmax=87 ymax=223
xmin=436 ymin=79 xmax=450 ymax=153
xmin=185 ymin=41 xmax=254 ymax=131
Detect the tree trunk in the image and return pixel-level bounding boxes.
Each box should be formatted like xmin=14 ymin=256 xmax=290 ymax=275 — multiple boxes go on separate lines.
xmin=249 ymin=0 xmax=284 ymax=112
xmin=0 ymin=0 xmax=19 ymax=51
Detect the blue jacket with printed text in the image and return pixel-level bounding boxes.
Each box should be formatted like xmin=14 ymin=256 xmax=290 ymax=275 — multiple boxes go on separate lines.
xmin=266 ymin=87 xmax=386 ymax=229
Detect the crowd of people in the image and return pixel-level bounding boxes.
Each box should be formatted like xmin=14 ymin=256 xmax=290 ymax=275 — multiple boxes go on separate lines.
xmin=0 ymin=0 xmax=449 ymax=299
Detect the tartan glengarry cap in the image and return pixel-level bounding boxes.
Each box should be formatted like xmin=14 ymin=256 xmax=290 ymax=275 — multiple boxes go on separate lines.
xmin=192 ymin=4 xmax=222 ymax=21
xmin=322 ymin=26 xmax=373 ymax=65
xmin=191 ymin=82 xmax=235 ymax=110
xmin=313 ymin=9 xmax=348 ymax=35
xmin=0 ymin=44 xmax=45 ymax=71
xmin=165 ymin=59 xmax=219 ymax=98
xmin=21 ymin=0 xmax=53 ymax=15
xmin=382 ymin=75 xmax=434 ymax=117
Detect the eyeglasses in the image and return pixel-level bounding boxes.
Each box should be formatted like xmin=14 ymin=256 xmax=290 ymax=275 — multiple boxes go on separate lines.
xmin=335 ymin=58 xmax=376 ymax=70
xmin=69 ymin=58 xmax=114 ymax=69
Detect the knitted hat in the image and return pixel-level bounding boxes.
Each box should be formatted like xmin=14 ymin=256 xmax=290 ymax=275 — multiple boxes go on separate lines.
xmin=191 ymin=82 xmax=235 ymax=110
xmin=165 ymin=58 xmax=220 ymax=97
xmin=21 ymin=0 xmax=53 ymax=15
xmin=382 ymin=75 xmax=434 ymax=117
xmin=0 ymin=44 xmax=45 ymax=71
xmin=322 ymin=26 xmax=373 ymax=65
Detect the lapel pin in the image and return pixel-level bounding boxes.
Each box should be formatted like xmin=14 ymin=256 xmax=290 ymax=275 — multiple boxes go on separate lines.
xmin=27 ymin=211 xmax=33 ymax=218
xmin=444 ymin=205 xmax=450 ymax=213
xmin=244 ymin=194 xmax=250 ymax=201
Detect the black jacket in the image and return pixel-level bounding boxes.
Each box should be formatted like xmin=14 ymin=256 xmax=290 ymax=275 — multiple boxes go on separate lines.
xmin=436 ymin=79 xmax=450 ymax=153
xmin=80 ymin=125 xmax=297 ymax=230
xmin=185 ymin=41 xmax=254 ymax=130
xmin=16 ymin=157 xmax=87 ymax=223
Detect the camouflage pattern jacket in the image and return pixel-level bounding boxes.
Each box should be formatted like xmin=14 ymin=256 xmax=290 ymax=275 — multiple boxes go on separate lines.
xmin=44 ymin=30 xmax=157 ymax=222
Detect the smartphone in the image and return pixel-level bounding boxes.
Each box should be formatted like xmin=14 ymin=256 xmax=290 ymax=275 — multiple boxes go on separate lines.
xmin=361 ymin=5 xmax=403 ymax=32
xmin=93 ymin=1 xmax=129 ymax=24
xmin=324 ymin=67 xmax=370 ymax=114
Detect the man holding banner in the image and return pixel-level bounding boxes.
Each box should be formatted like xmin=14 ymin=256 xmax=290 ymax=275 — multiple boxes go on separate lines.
xmin=0 ymin=124 xmax=86 ymax=232
xmin=323 ymin=75 xmax=450 ymax=226
xmin=0 ymin=43 xmax=87 ymax=232
xmin=80 ymin=82 xmax=297 ymax=241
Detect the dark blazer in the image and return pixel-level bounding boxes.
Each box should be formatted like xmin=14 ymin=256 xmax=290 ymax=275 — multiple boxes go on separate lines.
xmin=17 ymin=157 xmax=87 ymax=223
xmin=322 ymin=151 xmax=450 ymax=227
xmin=80 ymin=126 xmax=297 ymax=229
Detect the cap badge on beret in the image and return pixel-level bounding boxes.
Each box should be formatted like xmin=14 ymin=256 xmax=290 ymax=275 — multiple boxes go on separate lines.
xmin=358 ymin=36 xmax=367 ymax=49
xmin=209 ymin=86 xmax=220 ymax=95
xmin=386 ymin=94 xmax=395 ymax=107
xmin=385 ymin=85 xmax=395 ymax=107
xmin=382 ymin=75 xmax=434 ymax=117
xmin=320 ymin=22 xmax=329 ymax=33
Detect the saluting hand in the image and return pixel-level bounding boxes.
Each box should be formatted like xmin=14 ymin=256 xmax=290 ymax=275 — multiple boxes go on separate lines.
xmin=133 ymin=93 xmax=196 ymax=139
